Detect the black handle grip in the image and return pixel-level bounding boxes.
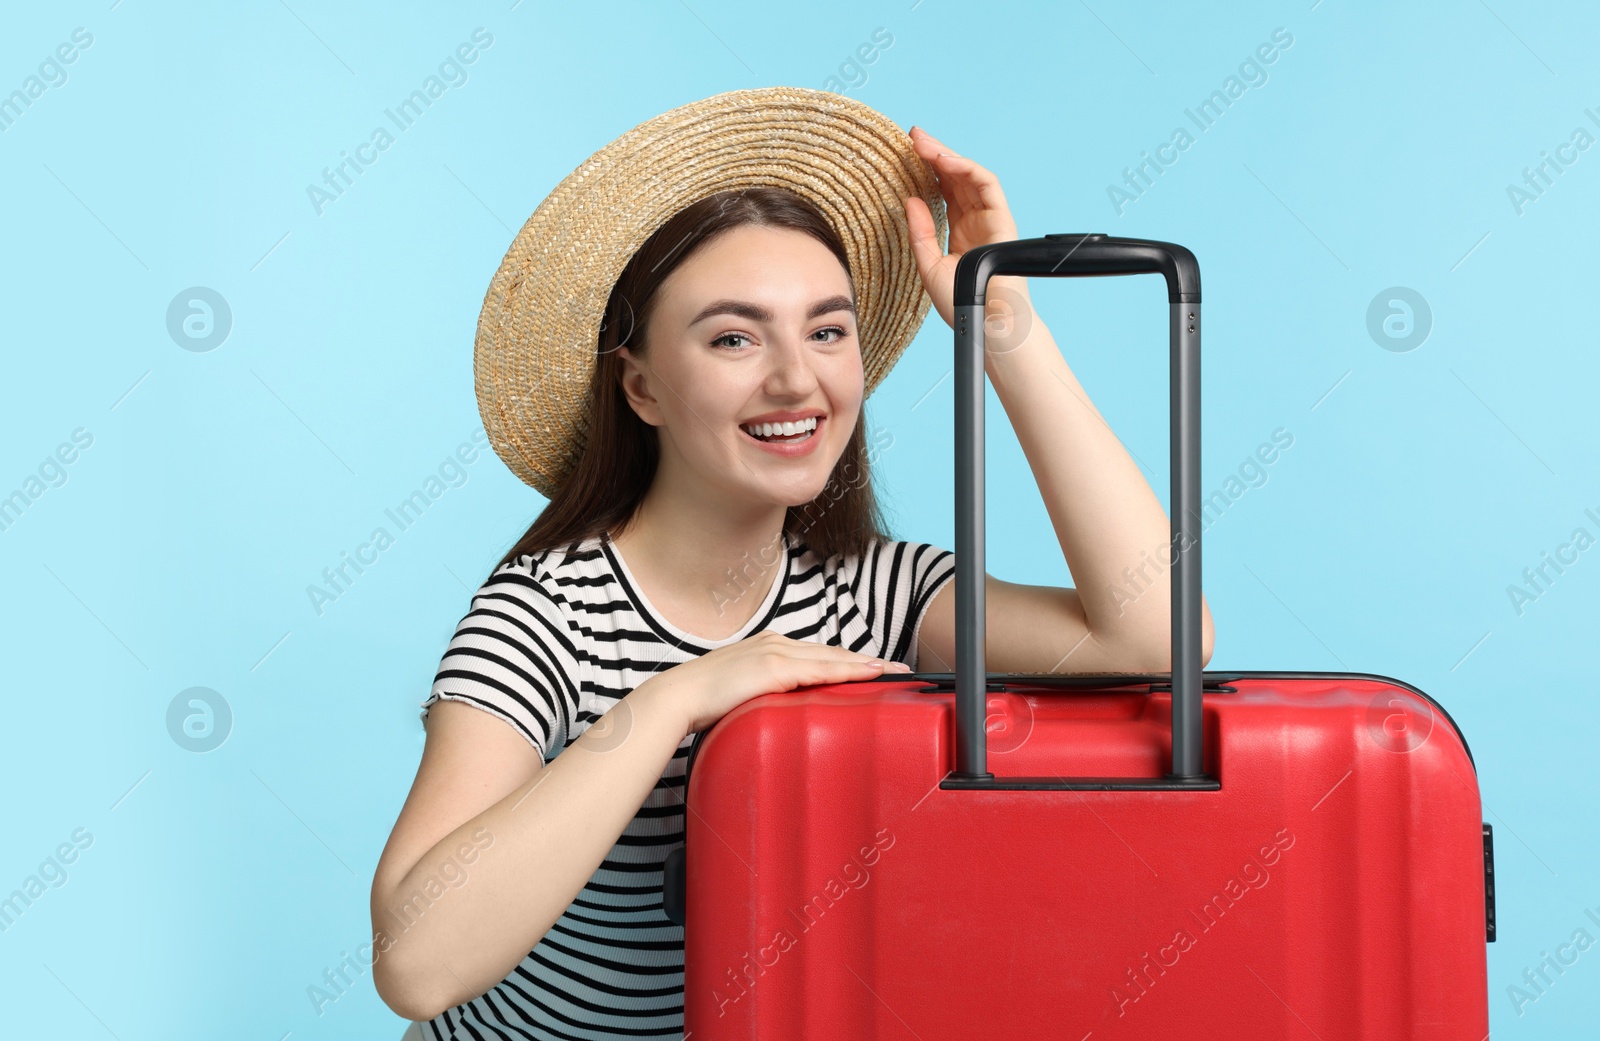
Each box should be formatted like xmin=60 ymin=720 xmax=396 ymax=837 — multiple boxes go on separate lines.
xmin=945 ymin=233 xmax=1211 ymax=789
xmin=953 ymin=233 xmax=1200 ymax=306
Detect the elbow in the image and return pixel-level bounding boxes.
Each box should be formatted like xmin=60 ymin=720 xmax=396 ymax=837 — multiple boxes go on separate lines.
xmin=373 ymin=952 xmax=449 ymax=1025
xmin=368 ymin=897 xmax=454 ymax=1023
xmin=1110 ymin=598 xmax=1215 ymax=672
xmin=1181 ymin=599 xmax=1217 ymax=668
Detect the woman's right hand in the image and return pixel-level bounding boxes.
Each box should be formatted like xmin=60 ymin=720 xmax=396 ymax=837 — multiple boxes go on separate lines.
xmin=657 ymin=630 xmax=913 ymax=736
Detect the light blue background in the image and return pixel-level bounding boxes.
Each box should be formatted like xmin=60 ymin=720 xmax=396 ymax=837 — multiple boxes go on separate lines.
xmin=2 ymin=0 xmax=1595 ymax=1036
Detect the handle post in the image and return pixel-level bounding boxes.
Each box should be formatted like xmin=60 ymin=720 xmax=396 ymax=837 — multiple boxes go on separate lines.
xmin=953 ymin=302 xmax=990 ymax=779
xmin=1170 ymin=299 xmax=1202 ymax=779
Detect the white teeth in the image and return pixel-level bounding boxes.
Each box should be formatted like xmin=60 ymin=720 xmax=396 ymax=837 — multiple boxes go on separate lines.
xmin=742 ymin=416 xmax=818 ymax=438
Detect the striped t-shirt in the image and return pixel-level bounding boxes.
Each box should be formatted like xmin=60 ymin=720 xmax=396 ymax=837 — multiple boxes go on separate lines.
xmin=414 ymin=528 xmax=955 ymax=1040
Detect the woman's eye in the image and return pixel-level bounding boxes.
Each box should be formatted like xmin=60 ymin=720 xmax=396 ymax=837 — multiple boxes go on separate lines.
xmin=712 ymin=327 xmax=847 ymax=351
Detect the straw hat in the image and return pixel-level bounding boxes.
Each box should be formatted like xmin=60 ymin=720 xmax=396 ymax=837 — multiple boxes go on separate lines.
xmin=474 ymin=86 xmax=949 ymax=499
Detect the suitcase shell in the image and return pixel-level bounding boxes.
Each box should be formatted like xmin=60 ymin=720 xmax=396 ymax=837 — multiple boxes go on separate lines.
xmin=664 ymin=235 xmax=1492 ymax=1037
xmin=673 ymin=670 xmax=1491 ymax=1038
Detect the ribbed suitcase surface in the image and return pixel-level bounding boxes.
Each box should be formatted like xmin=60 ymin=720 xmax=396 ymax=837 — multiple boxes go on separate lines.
xmin=676 ymin=671 xmax=1490 ymax=1038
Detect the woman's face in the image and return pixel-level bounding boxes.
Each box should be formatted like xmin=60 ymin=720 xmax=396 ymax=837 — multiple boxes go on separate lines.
xmin=616 ymin=223 xmax=864 ymax=514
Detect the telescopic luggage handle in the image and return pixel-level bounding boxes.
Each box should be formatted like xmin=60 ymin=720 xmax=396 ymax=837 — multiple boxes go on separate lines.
xmin=942 ymin=233 xmax=1216 ymax=792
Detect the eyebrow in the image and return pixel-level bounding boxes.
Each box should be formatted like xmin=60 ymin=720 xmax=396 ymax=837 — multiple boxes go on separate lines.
xmin=688 ymin=294 xmax=856 ymax=327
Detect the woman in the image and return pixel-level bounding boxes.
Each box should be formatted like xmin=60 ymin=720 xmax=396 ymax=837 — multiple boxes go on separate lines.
xmin=370 ymin=88 xmax=1213 ymax=1039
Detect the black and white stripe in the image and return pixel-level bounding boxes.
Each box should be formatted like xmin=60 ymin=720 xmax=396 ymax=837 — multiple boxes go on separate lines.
xmin=416 ymin=530 xmax=955 ymax=1040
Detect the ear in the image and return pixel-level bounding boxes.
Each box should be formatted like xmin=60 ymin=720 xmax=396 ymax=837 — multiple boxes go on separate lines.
xmin=615 ymin=346 xmax=664 ymax=427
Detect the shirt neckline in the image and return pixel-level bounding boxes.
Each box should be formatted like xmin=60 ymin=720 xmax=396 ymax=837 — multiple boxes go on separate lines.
xmin=600 ymin=529 xmax=791 ymax=652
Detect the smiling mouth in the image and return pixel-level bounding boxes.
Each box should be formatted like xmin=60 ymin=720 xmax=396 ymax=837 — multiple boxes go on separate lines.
xmin=740 ymin=415 xmax=822 ymax=443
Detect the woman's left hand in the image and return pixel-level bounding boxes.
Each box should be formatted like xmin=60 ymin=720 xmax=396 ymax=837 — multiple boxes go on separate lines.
xmin=903 ymin=126 xmax=1032 ymax=334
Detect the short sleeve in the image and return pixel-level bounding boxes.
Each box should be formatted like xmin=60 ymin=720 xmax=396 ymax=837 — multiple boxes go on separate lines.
xmin=847 ymin=538 xmax=955 ymax=670
xmin=419 ymin=563 xmax=585 ymax=762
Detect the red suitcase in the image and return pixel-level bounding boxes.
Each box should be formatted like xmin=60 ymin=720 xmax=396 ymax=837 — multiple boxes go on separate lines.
xmin=664 ymin=235 xmax=1493 ymax=1039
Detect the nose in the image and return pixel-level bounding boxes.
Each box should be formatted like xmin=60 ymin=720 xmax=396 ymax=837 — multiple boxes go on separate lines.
xmin=761 ymin=330 xmax=822 ymax=398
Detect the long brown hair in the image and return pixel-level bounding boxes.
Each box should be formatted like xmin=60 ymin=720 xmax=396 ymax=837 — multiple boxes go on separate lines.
xmin=487 ymin=186 xmax=896 ymax=580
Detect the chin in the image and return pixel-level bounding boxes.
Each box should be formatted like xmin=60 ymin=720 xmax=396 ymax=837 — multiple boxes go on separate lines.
xmin=756 ymin=462 xmax=840 ymax=510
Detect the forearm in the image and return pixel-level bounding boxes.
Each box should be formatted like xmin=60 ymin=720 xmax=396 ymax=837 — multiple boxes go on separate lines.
xmin=373 ymin=675 xmax=691 ymax=1020
xmin=984 ymin=291 xmax=1212 ymax=662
